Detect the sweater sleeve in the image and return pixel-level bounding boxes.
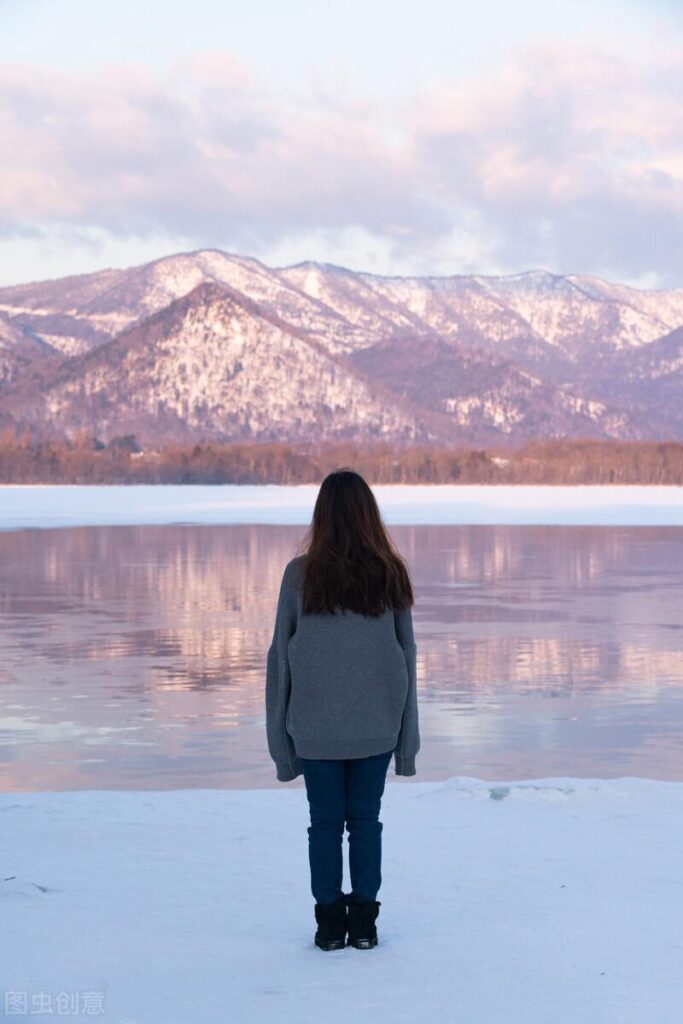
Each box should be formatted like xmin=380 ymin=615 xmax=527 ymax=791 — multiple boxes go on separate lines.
xmin=393 ymin=605 xmax=421 ymax=776
xmin=265 ymin=561 xmax=303 ymax=782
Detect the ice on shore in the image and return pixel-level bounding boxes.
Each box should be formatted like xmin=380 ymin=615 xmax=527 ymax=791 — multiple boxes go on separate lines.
xmin=3 ymin=775 xmax=682 ymax=1023
xmin=1 ymin=483 xmax=683 ymax=529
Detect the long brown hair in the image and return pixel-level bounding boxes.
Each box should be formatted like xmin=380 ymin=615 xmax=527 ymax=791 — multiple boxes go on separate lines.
xmin=295 ymin=468 xmax=414 ymax=616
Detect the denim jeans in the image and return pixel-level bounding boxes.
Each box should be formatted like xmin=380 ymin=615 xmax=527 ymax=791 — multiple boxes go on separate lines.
xmin=299 ymin=748 xmax=394 ymax=906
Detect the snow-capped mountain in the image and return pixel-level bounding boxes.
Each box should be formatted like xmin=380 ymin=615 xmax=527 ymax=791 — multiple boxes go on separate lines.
xmin=8 ymin=282 xmax=462 ymax=445
xmin=0 ymin=249 xmax=681 ymax=445
xmin=0 ymin=310 xmax=62 ymax=391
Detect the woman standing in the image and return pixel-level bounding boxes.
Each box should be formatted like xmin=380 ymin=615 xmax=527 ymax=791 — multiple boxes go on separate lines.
xmin=265 ymin=468 xmax=420 ymax=951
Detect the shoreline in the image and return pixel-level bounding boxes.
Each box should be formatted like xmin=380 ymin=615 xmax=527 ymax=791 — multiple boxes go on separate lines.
xmin=2 ymin=482 xmax=683 ymax=530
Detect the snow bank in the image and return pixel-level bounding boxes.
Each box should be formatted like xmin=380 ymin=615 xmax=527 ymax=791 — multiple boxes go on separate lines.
xmin=1 ymin=483 xmax=683 ymax=530
xmin=3 ymin=776 xmax=682 ymax=1023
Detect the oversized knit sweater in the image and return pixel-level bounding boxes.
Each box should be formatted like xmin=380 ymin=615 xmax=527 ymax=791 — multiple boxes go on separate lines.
xmin=265 ymin=554 xmax=420 ymax=782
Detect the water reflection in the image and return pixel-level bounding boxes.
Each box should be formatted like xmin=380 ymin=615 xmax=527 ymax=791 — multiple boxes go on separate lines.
xmin=1 ymin=523 xmax=682 ymax=790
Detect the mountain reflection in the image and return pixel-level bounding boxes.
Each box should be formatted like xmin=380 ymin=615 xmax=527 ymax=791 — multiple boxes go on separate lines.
xmin=1 ymin=523 xmax=682 ymax=790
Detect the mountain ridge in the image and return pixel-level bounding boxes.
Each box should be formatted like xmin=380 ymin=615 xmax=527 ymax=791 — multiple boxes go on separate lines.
xmin=0 ymin=249 xmax=681 ymax=445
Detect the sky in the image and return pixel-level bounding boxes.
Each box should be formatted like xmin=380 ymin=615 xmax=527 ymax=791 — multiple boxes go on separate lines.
xmin=0 ymin=0 xmax=681 ymax=288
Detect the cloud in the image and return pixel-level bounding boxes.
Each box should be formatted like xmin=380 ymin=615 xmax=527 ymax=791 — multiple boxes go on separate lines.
xmin=0 ymin=35 xmax=681 ymax=285
xmin=411 ymin=37 xmax=683 ymax=283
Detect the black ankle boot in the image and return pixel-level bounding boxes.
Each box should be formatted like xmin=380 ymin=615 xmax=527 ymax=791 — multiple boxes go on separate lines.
xmin=313 ymin=898 xmax=347 ymax=951
xmin=345 ymin=897 xmax=381 ymax=949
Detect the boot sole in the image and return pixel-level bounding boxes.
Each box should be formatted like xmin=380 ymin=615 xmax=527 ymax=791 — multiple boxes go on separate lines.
xmin=347 ymin=937 xmax=378 ymax=949
xmin=315 ymin=937 xmax=346 ymax=951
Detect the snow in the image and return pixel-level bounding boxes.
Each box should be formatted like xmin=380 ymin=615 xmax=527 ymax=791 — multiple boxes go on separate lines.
xmin=2 ymin=776 xmax=682 ymax=1023
xmin=1 ymin=484 xmax=683 ymax=530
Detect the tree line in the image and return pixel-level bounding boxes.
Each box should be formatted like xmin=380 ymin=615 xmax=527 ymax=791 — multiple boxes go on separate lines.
xmin=1 ymin=427 xmax=682 ymax=484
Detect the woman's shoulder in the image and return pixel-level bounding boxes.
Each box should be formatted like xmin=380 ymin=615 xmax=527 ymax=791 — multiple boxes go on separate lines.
xmin=284 ymin=554 xmax=307 ymax=582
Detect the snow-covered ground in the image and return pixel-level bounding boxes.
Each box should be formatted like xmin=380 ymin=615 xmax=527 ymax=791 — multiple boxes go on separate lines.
xmin=1 ymin=483 xmax=683 ymax=529
xmin=3 ymin=776 xmax=682 ymax=1024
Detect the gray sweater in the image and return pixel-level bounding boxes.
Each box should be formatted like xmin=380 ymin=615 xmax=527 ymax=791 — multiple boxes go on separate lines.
xmin=265 ymin=555 xmax=420 ymax=782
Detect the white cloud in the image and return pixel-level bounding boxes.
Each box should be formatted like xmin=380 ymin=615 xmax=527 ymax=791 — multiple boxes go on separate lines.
xmin=0 ymin=33 xmax=680 ymax=285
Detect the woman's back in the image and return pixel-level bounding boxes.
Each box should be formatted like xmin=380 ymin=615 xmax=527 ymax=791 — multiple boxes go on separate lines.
xmin=278 ymin=555 xmax=418 ymax=762
xmin=266 ymin=557 xmax=417 ymax=778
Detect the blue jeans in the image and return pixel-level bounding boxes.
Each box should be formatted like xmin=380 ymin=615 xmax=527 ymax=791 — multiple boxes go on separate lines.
xmin=300 ymin=748 xmax=394 ymax=905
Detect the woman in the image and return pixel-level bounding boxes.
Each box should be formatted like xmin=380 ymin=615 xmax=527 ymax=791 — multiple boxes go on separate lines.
xmin=265 ymin=468 xmax=420 ymax=951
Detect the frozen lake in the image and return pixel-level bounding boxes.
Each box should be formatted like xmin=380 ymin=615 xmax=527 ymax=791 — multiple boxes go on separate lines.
xmin=2 ymin=482 xmax=683 ymax=528
xmin=1 ymin=485 xmax=682 ymax=790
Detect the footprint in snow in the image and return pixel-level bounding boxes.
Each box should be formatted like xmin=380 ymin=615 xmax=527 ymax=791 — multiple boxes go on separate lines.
xmin=1 ymin=875 xmax=61 ymax=899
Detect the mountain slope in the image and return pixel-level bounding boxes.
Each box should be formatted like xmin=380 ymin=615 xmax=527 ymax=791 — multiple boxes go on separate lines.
xmin=0 ymin=311 xmax=63 ymax=392
xmin=1 ymin=249 xmax=682 ymax=445
xmin=349 ymin=334 xmax=648 ymax=441
xmin=584 ymin=325 xmax=683 ymax=437
xmin=7 ymin=282 xmax=463 ymax=445
xmin=0 ymin=250 xmax=377 ymax=358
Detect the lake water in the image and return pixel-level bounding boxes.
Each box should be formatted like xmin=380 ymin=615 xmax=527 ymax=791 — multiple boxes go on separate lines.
xmin=1 ymin=487 xmax=683 ymax=790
